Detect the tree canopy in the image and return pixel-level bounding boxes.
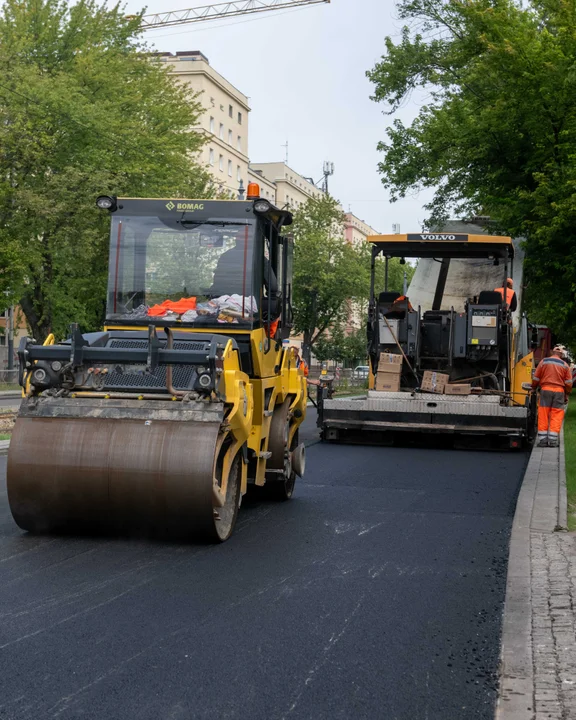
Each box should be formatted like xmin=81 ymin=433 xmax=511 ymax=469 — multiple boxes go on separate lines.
xmin=367 ymin=0 xmax=576 ymax=343
xmin=0 ymin=0 xmax=213 ymax=341
xmin=290 ymin=194 xmax=410 ymax=364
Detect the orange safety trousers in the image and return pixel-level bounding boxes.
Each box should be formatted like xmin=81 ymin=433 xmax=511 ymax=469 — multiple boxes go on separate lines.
xmin=537 ymin=388 xmax=566 ymax=436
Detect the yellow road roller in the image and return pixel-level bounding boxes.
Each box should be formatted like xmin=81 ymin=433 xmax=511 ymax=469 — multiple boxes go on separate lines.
xmin=7 ymin=188 xmax=307 ymax=542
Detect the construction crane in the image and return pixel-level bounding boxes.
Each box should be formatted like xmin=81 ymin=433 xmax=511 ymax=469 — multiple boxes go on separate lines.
xmin=133 ymin=0 xmax=330 ymax=30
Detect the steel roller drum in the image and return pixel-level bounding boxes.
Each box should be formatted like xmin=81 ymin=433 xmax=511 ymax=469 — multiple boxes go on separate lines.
xmin=7 ymin=416 xmax=232 ymax=541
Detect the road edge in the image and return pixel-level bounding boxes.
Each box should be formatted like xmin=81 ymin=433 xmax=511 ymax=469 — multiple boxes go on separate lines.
xmin=496 ymin=436 xmax=566 ymax=720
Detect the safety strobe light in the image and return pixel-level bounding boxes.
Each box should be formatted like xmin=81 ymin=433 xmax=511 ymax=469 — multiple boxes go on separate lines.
xmin=96 ymin=195 xmax=116 ymax=211
xmin=246 ymin=182 xmax=260 ymax=199
xmin=253 ymin=199 xmax=271 ymax=214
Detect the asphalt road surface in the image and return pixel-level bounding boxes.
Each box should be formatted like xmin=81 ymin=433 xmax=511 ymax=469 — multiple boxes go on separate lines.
xmin=0 ymin=412 xmax=527 ymax=720
xmin=0 ymin=394 xmax=20 ymax=409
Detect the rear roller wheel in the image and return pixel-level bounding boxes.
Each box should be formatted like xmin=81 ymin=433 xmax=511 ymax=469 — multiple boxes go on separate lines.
xmin=266 ymin=399 xmax=305 ymax=501
xmin=210 ymin=446 xmax=241 ymax=543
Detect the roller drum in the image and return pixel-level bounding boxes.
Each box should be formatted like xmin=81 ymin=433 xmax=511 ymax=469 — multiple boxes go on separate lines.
xmin=7 ymin=416 xmax=237 ymax=541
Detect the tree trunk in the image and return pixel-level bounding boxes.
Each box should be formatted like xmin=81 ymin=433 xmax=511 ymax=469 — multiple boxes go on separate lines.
xmin=19 ymin=293 xmax=51 ymax=343
xmin=302 ymin=329 xmax=312 ymax=367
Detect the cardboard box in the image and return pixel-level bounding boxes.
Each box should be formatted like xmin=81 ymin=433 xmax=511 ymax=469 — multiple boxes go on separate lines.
xmin=378 ymin=352 xmax=403 ymax=372
xmin=445 ymin=383 xmax=471 ymax=396
xmin=421 ymin=370 xmax=449 ymax=394
xmin=375 ymin=371 xmax=401 ymax=392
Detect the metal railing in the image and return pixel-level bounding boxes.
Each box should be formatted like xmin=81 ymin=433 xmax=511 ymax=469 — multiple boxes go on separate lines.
xmin=0 ymin=369 xmax=18 ymax=386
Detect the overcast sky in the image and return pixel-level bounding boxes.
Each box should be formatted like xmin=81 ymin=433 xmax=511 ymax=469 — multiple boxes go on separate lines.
xmin=120 ymin=0 xmax=434 ymax=233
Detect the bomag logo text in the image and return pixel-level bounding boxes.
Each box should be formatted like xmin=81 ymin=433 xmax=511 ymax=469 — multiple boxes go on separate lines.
xmin=173 ymin=202 xmax=205 ymax=211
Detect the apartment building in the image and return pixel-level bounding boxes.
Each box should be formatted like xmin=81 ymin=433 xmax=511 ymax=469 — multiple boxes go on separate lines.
xmin=345 ymin=213 xmax=379 ymax=248
xmin=249 ymin=162 xmax=324 ymax=209
xmin=159 ymin=51 xmax=250 ymax=196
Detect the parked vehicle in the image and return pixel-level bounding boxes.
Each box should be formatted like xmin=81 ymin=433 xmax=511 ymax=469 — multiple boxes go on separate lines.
xmin=353 ymin=365 xmax=370 ymax=379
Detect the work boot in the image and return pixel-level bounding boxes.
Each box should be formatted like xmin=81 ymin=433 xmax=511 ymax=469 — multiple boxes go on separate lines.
xmin=537 ymin=436 xmax=549 ymax=448
xmin=548 ymin=438 xmax=559 ymax=448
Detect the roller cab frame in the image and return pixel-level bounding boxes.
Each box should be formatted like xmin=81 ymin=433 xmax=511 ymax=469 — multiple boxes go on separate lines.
xmin=8 ymin=195 xmax=307 ymax=542
xmin=318 ymin=232 xmax=536 ymax=448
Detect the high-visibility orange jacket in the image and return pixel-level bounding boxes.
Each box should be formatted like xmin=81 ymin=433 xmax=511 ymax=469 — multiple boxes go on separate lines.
xmin=494 ymin=287 xmax=517 ymax=311
xmin=392 ymin=295 xmax=414 ymax=311
xmin=532 ymin=356 xmax=573 ymax=393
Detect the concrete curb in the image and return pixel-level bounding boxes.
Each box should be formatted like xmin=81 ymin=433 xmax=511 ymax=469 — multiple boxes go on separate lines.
xmin=496 ymin=446 xmax=539 ymax=720
xmin=496 ymin=435 xmax=566 ymax=720
xmin=0 ymin=439 xmax=10 ymax=455
xmin=558 ymin=428 xmax=568 ymax=530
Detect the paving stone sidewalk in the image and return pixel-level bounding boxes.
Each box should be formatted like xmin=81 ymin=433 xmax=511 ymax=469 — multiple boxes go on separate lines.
xmin=497 ymin=434 xmax=576 ymax=720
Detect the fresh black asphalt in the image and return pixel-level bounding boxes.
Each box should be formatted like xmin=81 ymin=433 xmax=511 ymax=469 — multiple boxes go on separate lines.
xmin=0 ymin=412 xmax=527 ymax=720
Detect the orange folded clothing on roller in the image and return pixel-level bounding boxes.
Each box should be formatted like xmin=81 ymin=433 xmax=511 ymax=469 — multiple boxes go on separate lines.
xmin=147 ymin=297 xmax=197 ymax=317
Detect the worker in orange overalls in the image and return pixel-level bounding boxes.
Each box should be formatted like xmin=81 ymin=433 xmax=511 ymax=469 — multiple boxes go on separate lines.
xmin=532 ymin=345 xmax=572 ymax=447
xmin=494 ymin=278 xmax=518 ymax=312
xmin=291 ymin=346 xmax=310 ymax=378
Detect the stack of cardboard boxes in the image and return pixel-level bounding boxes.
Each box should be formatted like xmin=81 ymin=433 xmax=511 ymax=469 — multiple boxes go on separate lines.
xmin=373 ymin=361 xmax=472 ymax=395
xmin=375 ymin=353 xmax=403 ymax=392
xmin=421 ymin=371 xmax=471 ymax=395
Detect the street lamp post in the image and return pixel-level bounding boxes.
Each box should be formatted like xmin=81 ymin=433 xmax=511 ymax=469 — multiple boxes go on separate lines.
xmin=7 ymin=305 xmax=14 ymax=371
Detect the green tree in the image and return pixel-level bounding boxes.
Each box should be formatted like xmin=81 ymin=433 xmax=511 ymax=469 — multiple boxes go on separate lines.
xmin=0 ymin=0 xmax=213 ymax=341
xmin=291 ymin=195 xmax=369 ymax=364
xmin=367 ymin=0 xmax=576 ymax=343
xmin=314 ymin=325 xmax=369 ymax=366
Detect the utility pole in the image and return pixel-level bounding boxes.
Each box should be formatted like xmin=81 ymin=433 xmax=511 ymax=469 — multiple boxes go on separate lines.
xmin=7 ymin=305 xmax=14 ymax=371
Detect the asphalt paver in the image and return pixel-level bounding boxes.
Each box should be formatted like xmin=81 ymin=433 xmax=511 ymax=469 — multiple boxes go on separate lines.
xmin=0 ymin=421 xmax=527 ymax=720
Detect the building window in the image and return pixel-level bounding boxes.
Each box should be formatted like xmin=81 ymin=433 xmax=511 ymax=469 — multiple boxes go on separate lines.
xmin=229 ymin=104 xmax=233 ymax=118
xmin=237 ymin=111 xmax=242 ymax=125
xmin=237 ymin=165 xmax=241 ymax=182
xmin=228 ymin=129 xmax=233 ymax=145
xmin=228 ymin=160 xmax=232 ymax=177
xmin=209 ymin=116 xmax=214 ymax=133
xmin=219 ymin=155 xmax=224 ymax=172
xmin=209 ymin=148 xmax=214 ymax=165
xmin=219 ymin=123 xmax=224 ymax=140
xmin=237 ymin=135 xmax=241 ymax=150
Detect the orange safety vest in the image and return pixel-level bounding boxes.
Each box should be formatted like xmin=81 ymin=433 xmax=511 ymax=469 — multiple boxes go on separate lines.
xmin=494 ymin=287 xmax=515 ymax=307
xmin=392 ymin=295 xmax=414 ymax=311
xmin=266 ymin=319 xmax=279 ymax=338
xmin=533 ymin=356 xmax=573 ymax=393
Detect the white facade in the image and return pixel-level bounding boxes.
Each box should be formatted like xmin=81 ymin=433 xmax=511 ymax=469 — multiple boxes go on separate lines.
xmin=249 ymin=162 xmax=324 ymax=209
xmin=159 ymin=51 xmax=250 ymax=197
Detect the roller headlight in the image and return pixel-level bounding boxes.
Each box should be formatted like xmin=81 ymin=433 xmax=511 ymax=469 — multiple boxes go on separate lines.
xmin=198 ymin=373 xmax=212 ymax=389
xmin=32 ymin=368 xmax=47 ymax=383
xmin=253 ymin=199 xmax=271 ymax=214
xmin=96 ymin=195 xmax=117 ymax=211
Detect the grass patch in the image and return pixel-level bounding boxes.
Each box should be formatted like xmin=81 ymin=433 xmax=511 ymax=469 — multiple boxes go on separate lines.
xmin=564 ymin=400 xmax=576 ymax=530
xmin=0 ymin=383 xmax=20 ymax=392
xmin=0 ymin=433 xmax=10 ymax=441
